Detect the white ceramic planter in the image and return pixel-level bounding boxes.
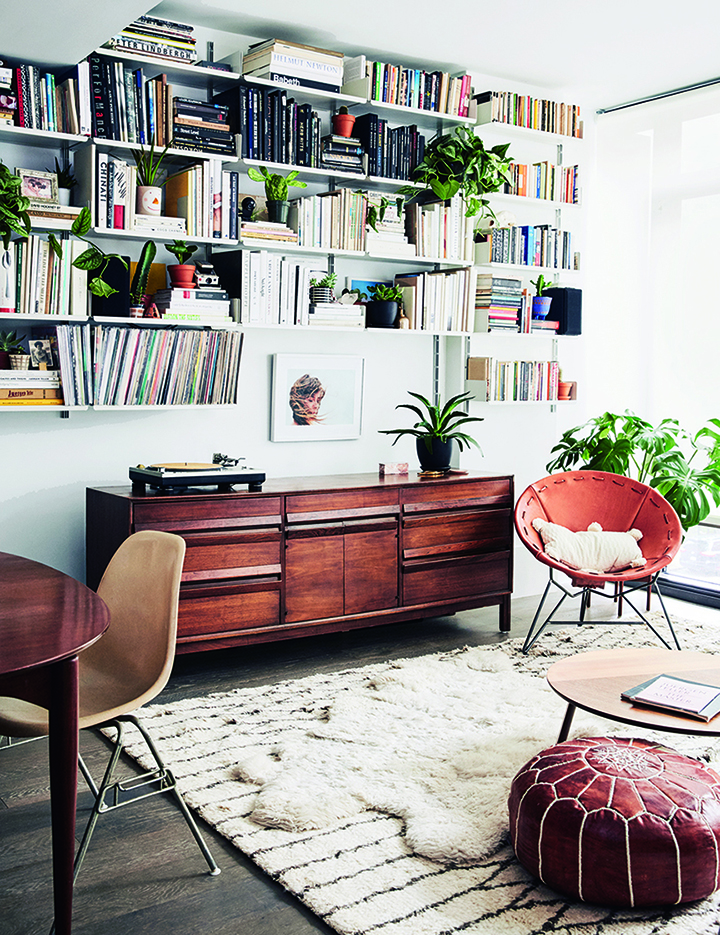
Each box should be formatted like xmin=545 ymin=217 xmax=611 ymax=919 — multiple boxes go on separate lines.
xmin=136 ymin=186 xmax=162 ymax=216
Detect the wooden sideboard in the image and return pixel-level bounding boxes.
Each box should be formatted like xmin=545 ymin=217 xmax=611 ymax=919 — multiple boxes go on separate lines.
xmin=86 ymin=472 xmax=514 ymax=653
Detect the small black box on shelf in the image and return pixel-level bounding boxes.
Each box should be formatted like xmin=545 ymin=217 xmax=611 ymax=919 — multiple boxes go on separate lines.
xmin=543 ymin=287 xmax=582 ymax=336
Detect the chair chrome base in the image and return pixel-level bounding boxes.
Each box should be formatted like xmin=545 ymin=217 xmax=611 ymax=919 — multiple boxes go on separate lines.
xmin=522 ymin=569 xmax=681 ymax=654
xmin=75 ymin=714 xmax=221 ymax=881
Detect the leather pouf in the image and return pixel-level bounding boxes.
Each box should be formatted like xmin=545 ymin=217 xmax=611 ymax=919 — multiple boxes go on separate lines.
xmin=508 ymin=736 xmax=720 ymax=907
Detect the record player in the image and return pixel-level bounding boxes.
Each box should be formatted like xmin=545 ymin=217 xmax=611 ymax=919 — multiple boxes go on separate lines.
xmin=130 ymin=455 xmax=265 ymax=493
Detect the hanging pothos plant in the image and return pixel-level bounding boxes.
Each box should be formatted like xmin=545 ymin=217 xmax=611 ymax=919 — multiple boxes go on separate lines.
xmin=396 ymin=125 xmax=512 ymax=220
xmin=48 ymin=207 xmax=127 ymax=297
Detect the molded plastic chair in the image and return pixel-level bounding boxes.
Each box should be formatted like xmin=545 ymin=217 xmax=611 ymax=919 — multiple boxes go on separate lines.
xmin=514 ymin=471 xmax=683 ymax=653
xmin=0 ymin=530 xmax=220 ymax=881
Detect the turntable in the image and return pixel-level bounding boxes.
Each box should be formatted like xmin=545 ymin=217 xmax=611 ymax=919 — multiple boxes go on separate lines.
xmin=129 ymin=460 xmax=265 ymax=493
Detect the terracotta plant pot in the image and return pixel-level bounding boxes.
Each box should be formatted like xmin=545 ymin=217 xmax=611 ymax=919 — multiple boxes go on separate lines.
xmin=557 ymin=381 xmax=574 ymax=400
xmin=416 ymin=437 xmax=453 ymax=472
xmin=332 ymin=113 xmax=356 ymax=137
xmin=167 ymin=264 xmax=196 ymax=289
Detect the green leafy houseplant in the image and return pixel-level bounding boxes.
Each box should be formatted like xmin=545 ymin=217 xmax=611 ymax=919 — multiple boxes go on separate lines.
xmin=165 ymin=240 xmax=198 ymax=265
xmin=129 ymin=240 xmax=157 ymax=306
xmin=0 ymin=330 xmax=25 ymax=352
xmin=0 ymin=161 xmax=31 ymax=250
xmin=364 ymin=194 xmax=404 ymax=233
xmin=131 ymin=137 xmax=171 ymax=187
xmin=309 ymin=273 xmax=337 ymax=289
xmin=247 ymin=165 xmax=307 ymax=201
xmin=46 ymin=157 xmax=76 ymax=191
xmin=379 ymin=391 xmax=484 ymax=453
xmin=546 ymin=410 xmax=720 ymax=531
xmin=48 ymin=207 xmax=128 ymax=297
xmin=531 ymin=274 xmax=553 ymax=296
xmin=368 ymin=282 xmax=403 ymax=303
xmin=396 ymin=126 xmax=512 ymax=220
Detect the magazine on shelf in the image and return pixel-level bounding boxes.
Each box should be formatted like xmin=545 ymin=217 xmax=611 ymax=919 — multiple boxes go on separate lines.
xmin=621 ymin=673 xmax=720 ymax=721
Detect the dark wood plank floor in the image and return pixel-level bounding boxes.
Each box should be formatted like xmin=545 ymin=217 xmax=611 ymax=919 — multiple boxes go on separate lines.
xmin=0 ymin=595 xmax=705 ymax=935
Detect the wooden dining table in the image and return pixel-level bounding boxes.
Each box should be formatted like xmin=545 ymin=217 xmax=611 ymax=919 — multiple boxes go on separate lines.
xmin=0 ymin=551 xmax=109 ymax=935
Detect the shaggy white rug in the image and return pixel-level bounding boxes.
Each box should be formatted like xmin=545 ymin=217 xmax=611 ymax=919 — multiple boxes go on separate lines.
xmin=125 ymin=617 xmax=720 ymax=935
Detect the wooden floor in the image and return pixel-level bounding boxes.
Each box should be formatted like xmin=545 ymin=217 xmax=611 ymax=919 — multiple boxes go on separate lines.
xmin=0 ymin=594 xmax=714 ymax=935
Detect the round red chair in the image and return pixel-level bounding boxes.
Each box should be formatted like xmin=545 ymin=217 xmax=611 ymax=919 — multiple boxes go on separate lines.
xmin=509 ymin=736 xmax=720 ymax=907
xmin=514 ymin=471 xmax=683 ymax=653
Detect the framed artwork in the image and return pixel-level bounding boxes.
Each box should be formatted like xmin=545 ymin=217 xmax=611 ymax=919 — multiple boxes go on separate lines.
xmin=271 ymin=354 xmax=364 ymax=442
xmin=16 ymin=168 xmax=58 ymax=203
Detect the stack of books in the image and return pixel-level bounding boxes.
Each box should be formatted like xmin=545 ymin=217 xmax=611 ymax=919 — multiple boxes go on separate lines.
xmin=172 ymin=97 xmax=235 ymax=156
xmin=0 ymin=66 xmax=15 ymax=125
xmin=308 ymin=302 xmax=365 ymax=328
xmin=240 ymin=39 xmax=344 ymax=94
xmin=152 ymin=285 xmax=233 ymax=324
xmin=103 ymin=15 xmax=197 ymax=64
xmin=0 ymin=369 xmax=63 ymax=406
xmin=320 ymin=134 xmax=366 ymax=175
xmin=474 ymin=274 xmax=523 ymax=332
xmin=365 ymin=192 xmax=414 ymax=258
xmin=240 ymin=220 xmax=298 ymax=243
xmin=27 ymin=204 xmax=83 ymax=225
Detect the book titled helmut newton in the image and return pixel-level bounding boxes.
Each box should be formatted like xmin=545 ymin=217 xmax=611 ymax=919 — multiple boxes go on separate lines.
xmin=103 ymin=15 xmax=197 ymax=64
xmin=225 ymin=39 xmax=344 ymax=94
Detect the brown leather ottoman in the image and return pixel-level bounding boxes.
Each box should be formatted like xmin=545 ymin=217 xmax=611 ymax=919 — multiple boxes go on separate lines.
xmin=508 ymin=736 xmax=720 ymax=906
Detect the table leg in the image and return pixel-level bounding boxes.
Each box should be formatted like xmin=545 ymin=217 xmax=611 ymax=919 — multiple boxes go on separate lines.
xmin=558 ymin=703 xmax=576 ymax=743
xmin=48 ymin=655 xmax=79 ymax=935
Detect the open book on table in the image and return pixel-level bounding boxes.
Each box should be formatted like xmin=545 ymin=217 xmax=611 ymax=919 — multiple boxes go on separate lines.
xmin=621 ymin=673 xmax=720 ymax=722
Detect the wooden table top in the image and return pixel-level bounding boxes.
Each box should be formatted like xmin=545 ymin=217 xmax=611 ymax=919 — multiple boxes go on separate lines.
xmin=546 ymin=647 xmax=720 ymax=736
xmin=0 ymin=551 xmax=109 ymax=677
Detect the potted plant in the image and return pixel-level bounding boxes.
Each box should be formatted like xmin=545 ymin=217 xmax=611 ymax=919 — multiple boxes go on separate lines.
xmin=48 ymin=207 xmax=128 ymax=298
xmin=247 ymin=165 xmax=307 ymax=223
xmin=0 ymin=160 xmax=31 ymax=250
xmin=129 ymin=240 xmax=157 ymax=316
xmin=47 ymin=157 xmax=76 ymax=206
xmin=164 ymin=240 xmax=198 ymax=288
xmin=396 ymin=125 xmax=513 ymax=222
xmin=530 ymin=274 xmax=554 ymax=319
xmin=0 ymin=329 xmax=25 ymax=370
xmin=309 ymin=272 xmax=337 ymax=304
xmin=379 ymin=390 xmax=484 ymax=472
xmin=131 ymin=137 xmax=171 ymax=216
xmin=366 ymin=282 xmax=403 ymax=328
xmin=331 ymin=105 xmax=356 ymax=138
xmin=546 ymin=410 xmax=720 ymax=532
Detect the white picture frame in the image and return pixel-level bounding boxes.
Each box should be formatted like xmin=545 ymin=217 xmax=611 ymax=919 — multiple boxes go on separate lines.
xmin=271 ymin=353 xmax=364 ymax=442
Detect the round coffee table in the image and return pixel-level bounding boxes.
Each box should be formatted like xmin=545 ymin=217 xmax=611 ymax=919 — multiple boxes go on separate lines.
xmin=546 ymin=647 xmax=720 ymax=742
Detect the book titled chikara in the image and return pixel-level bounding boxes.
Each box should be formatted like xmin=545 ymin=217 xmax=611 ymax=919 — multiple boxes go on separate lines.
xmin=621 ymin=673 xmax=720 ymax=721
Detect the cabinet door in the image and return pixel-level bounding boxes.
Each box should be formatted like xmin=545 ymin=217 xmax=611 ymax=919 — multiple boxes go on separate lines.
xmin=285 ymin=533 xmax=345 ymax=623
xmin=344 ymin=525 xmax=398 ymax=615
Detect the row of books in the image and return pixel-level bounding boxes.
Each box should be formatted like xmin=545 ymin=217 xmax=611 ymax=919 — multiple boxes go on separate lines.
xmin=354 ymin=114 xmax=426 ymax=181
xmin=212 ymin=249 xmax=329 ymax=326
xmin=474 ymin=91 xmax=583 ymax=139
xmin=504 ymin=161 xmax=581 ymax=205
xmin=89 ymin=52 xmax=173 ymax=145
xmin=0 ymin=235 xmax=87 ymax=317
xmin=359 ymin=59 xmax=473 ymax=118
xmin=102 ymin=15 xmax=198 ymax=64
xmin=92 ymin=325 xmax=242 ymax=406
xmin=404 ymin=197 xmax=476 ymax=263
xmin=4 ymin=60 xmax=92 ymax=135
xmin=289 ymin=189 xmax=369 ymax=252
xmin=393 ymin=267 xmax=477 ymax=333
xmin=220 ymin=84 xmax=322 ymax=165
xmin=474 ymin=225 xmax=575 ymax=270
xmin=163 ymin=162 xmax=239 ymax=240
xmin=468 ymin=356 xmax=560 ymax=402
xmin=56 ymin=324 xmax=92 ymax=406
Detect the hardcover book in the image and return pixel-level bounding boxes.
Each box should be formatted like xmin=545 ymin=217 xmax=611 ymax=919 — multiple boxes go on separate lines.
xmin=621 ymin=674 xmax=720 ymax=721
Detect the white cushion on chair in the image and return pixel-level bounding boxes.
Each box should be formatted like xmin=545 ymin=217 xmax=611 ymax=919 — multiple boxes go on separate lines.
xmin=531 ymin=519 xmax=646 ymax=574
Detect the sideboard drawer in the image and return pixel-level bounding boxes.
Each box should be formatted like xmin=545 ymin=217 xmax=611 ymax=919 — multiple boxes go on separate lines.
xmin=133 ymin=496 xmax=282 ymax=531
xmin=402 ymin=551 xmax=511 ymax=605
xmin=401 ymin=479 xmax=512 ymax=514
xmin=403 ymin=508 xmax=512 ymax=559
xmin=181 ymin=533 xmax=281 ymax=583
xmin=178 ymin=585 xmax=280 ymax=641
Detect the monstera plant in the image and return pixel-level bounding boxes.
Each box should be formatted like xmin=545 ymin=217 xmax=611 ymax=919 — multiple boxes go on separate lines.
xmin=546 ymin=410 xmax=720 ymax=531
